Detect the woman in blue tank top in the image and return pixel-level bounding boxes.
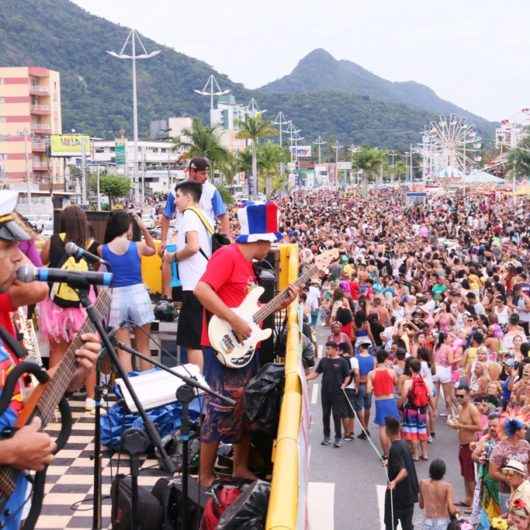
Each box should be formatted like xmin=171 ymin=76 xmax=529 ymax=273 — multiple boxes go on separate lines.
xmin=99 ymin=211 xmax=156 ymax=372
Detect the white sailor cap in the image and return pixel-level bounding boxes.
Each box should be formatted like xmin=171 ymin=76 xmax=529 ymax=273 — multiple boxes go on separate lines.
xmin=0 ymin=191 xmax=30 ymax=241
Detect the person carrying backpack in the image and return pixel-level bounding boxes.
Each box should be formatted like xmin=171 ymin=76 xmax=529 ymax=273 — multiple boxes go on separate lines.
xmin=40 ymin=205 xmax=100 ymax=412
xmin=401 ymin=357 xmax=431 ymax=461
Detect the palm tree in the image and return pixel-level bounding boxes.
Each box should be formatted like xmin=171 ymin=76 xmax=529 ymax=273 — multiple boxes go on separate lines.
xmin=177 ymin=118 xmax=229 ymax=178
xmin=351 ymin=146 xmax=386 ymax=193
xmin=236 ymin=115 xmax=278 ymax=198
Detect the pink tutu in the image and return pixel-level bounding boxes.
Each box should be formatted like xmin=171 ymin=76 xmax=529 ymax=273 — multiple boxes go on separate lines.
xmin=38 ymin=293 xmax=94 ymax=343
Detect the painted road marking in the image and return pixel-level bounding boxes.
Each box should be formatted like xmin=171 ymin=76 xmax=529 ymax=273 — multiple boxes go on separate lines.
xmin=311 ymin=382 xmax=319 ymax=405
xmin=308 ymin=481 xmax=334 ymax=530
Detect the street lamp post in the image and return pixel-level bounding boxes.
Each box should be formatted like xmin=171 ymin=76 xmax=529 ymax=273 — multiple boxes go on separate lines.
xmin=313 ymin=136 xmax=327 ymax=165
xmin=107 ymin=29 xmax=161 ymax=205
xmin=194 ymin=75 xmax=230 ymax=127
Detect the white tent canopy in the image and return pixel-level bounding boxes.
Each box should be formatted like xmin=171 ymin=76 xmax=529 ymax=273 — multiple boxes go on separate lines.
xmin=462 ymin=170 xmax=504 ymax=185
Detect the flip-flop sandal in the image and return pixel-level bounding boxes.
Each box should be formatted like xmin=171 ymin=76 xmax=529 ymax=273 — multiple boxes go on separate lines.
xmin=420 ymin=455 xmax=429 ymax=461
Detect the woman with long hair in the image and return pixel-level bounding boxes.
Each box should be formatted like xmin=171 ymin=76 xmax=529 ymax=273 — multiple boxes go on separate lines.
xmin=40 ymin=205 xmax=98 ymax=411
xmin=99 ymin=211 xmax=156 ymax=372
xmin=433 ymin=332 xmax=456 ymax=418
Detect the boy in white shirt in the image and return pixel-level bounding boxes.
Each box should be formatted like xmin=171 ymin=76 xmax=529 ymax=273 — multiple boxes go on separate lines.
xmin=164 ymin=181 xmax=212 ymax=370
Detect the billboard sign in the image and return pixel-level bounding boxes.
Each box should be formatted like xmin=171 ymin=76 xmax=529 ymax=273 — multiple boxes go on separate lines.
xmin=336 ymin=161 xmax=352 ymax=170
xmin=50 ymin=134 xmax=90 ymax=157
xmin=115 ymin=140 xmax=126 ymax=165
xmin=289 ymin=145 xmax=312 ymax=158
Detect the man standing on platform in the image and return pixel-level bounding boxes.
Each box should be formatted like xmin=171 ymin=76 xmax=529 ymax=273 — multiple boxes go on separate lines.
xmin=160 ymin=157 xmax=230 ymax=298
xmin=194 ymin=201 xmax=297 ymax=487
xmin=164 ymin=181 xmax=212 ymax=370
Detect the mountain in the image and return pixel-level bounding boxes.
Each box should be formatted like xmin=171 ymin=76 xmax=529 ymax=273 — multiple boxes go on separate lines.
xmin=261 ymin=48 xmax=493 ymax=136
xmin=0 ymin=0 xmax=248 ymax=136
xmin=0 ymin=2 xmax=494 ymax=149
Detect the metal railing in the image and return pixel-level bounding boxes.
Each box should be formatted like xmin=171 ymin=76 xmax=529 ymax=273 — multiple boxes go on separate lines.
xmin=31 ymin=104 xmax=50 ymax=113
xmin=29 ymin=85 xmax=49 ymax=96
xmin=266 ymin=243 xmax=306 ymax=530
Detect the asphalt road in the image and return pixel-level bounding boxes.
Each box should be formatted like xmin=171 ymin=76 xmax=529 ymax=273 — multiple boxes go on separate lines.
xmin=308 ymin=327 xmax=466 ymax=530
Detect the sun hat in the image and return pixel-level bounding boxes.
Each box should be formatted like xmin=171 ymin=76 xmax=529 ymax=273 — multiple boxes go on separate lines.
xmin=502 ymin=458 xmax=527 ymax=476
xmin=236 ymin=201 xmax=283 ymax=244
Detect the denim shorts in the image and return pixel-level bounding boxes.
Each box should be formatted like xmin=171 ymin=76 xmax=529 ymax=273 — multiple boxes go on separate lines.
xmin=353 ymin=383 xmax=372 ymax=411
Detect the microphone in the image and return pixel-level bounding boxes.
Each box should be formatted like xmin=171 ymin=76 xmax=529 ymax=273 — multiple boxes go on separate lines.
xmin=65 ymin=241 xmax=110 ymax=267
xmin=16 ymin=265 xmax=113 ymax=288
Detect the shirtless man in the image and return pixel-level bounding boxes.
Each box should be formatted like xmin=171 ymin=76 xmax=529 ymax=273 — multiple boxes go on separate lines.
xmin=448 ymin=384 xmax=482 ymax=509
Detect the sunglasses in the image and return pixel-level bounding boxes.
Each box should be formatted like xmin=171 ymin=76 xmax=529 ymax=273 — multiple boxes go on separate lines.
xmin=456 ymin=394 xmax=466 ymax=399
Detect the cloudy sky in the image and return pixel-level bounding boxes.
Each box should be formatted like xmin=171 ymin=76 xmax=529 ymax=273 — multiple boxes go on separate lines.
xmin=72 ymin=0 xmax=529 ymax=121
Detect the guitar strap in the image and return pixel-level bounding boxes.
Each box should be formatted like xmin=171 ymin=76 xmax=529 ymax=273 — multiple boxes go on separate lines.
xmin=0 ymin=325 xmax=26 ymax=359
xmin=184 ymin=207 xmax=214 ymax=262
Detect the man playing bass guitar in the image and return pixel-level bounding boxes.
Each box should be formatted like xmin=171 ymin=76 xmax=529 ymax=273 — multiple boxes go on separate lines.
xmin=0 ymin=191 xmax=101 ymax=530
xmin=194 ymin=201 xmax=297 ymax=487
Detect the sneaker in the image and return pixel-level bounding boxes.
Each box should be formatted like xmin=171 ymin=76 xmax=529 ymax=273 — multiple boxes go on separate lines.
xmin=333 ymin=439 xmax=343 ymax=448
xmin=85 ymin=397 xmax=96 ymax=415
xmin=428 ymin=435 xmax=433 ymax=444
xmin=357 ymin=432 xmax=367 ymax=440
xmin=344 ymin=434 xmax=355 ymax=441
xmin=321 ymin=438 xmax=331 ymax=446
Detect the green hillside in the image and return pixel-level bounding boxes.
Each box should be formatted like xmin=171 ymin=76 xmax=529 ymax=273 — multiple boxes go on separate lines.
xmin=0 ymin=1 xmax=495 ymax=149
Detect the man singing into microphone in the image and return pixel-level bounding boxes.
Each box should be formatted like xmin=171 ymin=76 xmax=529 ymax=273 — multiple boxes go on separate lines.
xmin=0 ymin=191 xmax=101 ymax=530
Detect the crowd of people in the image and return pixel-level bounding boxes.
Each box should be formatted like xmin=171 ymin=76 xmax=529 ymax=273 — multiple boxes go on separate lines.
xmin=287 ymin=188 xmax=530 ymax=529
xmin=2 ymin=155 xmax=530 ymax=530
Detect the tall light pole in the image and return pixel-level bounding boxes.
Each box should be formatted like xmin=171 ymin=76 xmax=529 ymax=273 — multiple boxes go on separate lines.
xmin=272 ymin=112 xmax=289 ymax=180
xmin=247 ymin=98 xmax=266 ymax=117
xmin=107 ymin=29 xmax=161 ymax=204
xmin=194 ymin=75 xmax=230 ymax=127
xmin=272 ymin=112 xmax=288 ymax=147
xmin=313 ymin=136 xmax=327 ymax=164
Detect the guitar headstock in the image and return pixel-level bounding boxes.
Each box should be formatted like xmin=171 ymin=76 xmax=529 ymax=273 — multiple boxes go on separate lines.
xmin=313 ymin=248 xmax=340 ymax=274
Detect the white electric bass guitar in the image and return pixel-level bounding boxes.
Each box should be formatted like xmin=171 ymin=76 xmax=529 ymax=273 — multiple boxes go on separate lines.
xmin=208 ymin=249 xmax=339 ymax=369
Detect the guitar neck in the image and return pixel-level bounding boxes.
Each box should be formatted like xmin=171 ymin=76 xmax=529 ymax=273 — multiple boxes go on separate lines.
xmin=253 ymin=265 xmax=316 ymax=323
xmin=36 ymin=291 xmax=110 ymax=427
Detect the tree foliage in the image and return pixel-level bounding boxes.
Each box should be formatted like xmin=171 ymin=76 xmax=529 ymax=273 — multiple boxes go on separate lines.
xmin=507 ymin=133 xmax=530 ymax=179
xmin=351 ymin=146 xmax=387 ymax=183
xmin=99 ymin=174 xmax=132 ymax=206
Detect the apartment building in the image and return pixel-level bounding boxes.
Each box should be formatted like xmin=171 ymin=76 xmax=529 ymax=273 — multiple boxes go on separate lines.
xmin=0 ymin=67 xmax=63 ymax=191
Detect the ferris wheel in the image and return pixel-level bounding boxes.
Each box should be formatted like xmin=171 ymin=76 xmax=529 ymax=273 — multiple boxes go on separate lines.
xmin=421 ymin=115 xmax=482 ymax=179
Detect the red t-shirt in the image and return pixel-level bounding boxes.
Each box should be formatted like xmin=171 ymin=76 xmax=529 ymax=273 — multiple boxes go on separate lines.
xmin=200 ymin=244 xmax=256 ymax=347
xmin=0 ymin=293 xmax=16 ymax=338
xmin=349 ymin=280 xmax=360 ymax=300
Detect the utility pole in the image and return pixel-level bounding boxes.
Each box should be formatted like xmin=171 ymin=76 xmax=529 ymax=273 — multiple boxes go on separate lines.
xmin=81 ymin=140 xmax=87 ymax=205
xmin=388 ymin=150 xmax=397 ymax=183
xmin=272 ymin=112 xmax=289 ymax=182
xmin=313 ymin=136 xmax=327 ymax=164
xmin=194 ymin=75 xmax=230 ymax=126
xmin=409 ymin=145 xmax=413 ymax=182
xmin=23 ymin=130 xmax=31 ymax=207
xmin=272 ymin=112 xmax=288 ymax=148
xmin=107 ymin=29 xmax=161 ymax=204
xmin=332 ymin=140 xmax=342 ymax=187
xmin=96 ymin=164 xmax=101 ymax=211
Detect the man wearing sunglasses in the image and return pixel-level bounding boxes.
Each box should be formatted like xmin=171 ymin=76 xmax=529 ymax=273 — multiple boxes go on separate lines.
xmin=448 ymin=384 xmax=482 ymax=510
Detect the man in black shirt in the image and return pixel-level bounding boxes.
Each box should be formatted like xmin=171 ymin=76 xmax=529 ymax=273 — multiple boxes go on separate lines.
xmin=384 ymin=417 xmax=419 ymax=530
xmin=307 ymin=341 xmax=350 ymax=447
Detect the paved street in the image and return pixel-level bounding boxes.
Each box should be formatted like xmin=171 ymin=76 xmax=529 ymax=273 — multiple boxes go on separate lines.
xmin=307 ymin=327 xmax=466 ymax=530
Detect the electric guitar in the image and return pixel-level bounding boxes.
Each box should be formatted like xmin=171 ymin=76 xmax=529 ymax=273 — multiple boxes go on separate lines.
xmin=0 ymin=289 xmax=111 ymax=530
xmin=208 ymin=249 xmax=338 ymax=369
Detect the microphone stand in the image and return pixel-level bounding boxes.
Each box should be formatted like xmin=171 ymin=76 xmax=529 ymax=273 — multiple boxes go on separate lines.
xmin=114 ymin=340 xmax=235 ymax=530
xmin=74 ymin=287 xmax=176 ymax=530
